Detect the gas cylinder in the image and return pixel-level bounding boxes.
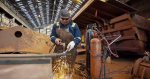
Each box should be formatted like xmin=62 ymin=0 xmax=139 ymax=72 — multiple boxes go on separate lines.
xmin=90 ymin=37 xmax=102 ymax=79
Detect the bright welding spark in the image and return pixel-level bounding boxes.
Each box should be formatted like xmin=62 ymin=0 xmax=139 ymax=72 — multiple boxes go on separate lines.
xmin=53 ymin=56 xmax=74 ymax=79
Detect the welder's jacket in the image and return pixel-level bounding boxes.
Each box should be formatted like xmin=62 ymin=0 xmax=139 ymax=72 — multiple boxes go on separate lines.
xmin=50 ymin=21 xmax=81 ymax=47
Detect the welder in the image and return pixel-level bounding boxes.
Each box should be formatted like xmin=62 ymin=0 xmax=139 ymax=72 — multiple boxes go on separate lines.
xmin=50 ymin=9 xmax=81 ymax=79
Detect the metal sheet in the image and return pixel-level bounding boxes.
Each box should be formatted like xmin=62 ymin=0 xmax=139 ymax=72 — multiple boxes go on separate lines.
xmin=0 ymin=58 xmax=52 ymax=79
xmin=0 ymin=26 xmax=54 ymax=54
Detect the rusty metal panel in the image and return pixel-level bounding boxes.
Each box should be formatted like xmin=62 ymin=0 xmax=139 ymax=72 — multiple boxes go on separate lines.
xmin=0 ymin=26 xmax=54 ymax=54
xmin=132 ymin=14 xmax=150 ymax=31
xmin=0 ymin=58 xmax=52 ymax=79
xmin=132 ymin=57 xmax=150 ymax=79
xmin=100 ymin=13 xmax=150 ymax=54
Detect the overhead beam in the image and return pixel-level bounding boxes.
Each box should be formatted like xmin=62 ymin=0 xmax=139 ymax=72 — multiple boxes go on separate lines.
xmin=80 ymin=13 xmax=104 ymax=23
xmin=0 ymin=1 xmax=31 ymax=29
xmin=89 ymin=7 xmax=116 ymax=18
xmin=76 ymin=18 xmax=92 ymax=24
xmin=72 ymin=0 xmax=94 ymax=20
xmin=76 ymin=15 xmax=98 ymax=23
xmin=83 ymin=12 xmax=106 ymax=21
xmin=76 ymin=17 xmax=95 ymax=24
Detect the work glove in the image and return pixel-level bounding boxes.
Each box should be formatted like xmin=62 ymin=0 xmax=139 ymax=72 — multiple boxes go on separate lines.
xmin=67 ymin=41 xmax=75 ymax=51
xmin=55 ymin=38 xmax=61 ymax=45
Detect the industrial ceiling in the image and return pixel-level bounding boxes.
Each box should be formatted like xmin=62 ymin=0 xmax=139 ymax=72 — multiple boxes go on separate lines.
xmin=6 ymin=0 xmax=87 ymax=29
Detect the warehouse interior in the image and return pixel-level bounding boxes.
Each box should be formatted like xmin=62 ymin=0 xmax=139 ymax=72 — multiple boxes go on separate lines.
xmin=0 ymin=0 xmax=150 ymax=79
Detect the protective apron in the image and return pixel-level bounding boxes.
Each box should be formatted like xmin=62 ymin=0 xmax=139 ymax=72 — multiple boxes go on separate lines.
xmin=52 ymin=27 xmax=76 ymax=74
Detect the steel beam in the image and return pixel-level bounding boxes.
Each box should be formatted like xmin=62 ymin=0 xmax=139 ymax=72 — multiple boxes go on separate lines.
xmin=0 ymin=53 xmax=71 ymax=58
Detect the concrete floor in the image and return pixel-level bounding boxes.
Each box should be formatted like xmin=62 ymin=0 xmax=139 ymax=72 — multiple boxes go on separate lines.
xmin=73 ymin=53 xmax=139 ymax=79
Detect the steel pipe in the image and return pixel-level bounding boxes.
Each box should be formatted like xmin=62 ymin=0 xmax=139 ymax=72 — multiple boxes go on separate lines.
xmin=0 ymin=53 xmax=71 ymax=58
